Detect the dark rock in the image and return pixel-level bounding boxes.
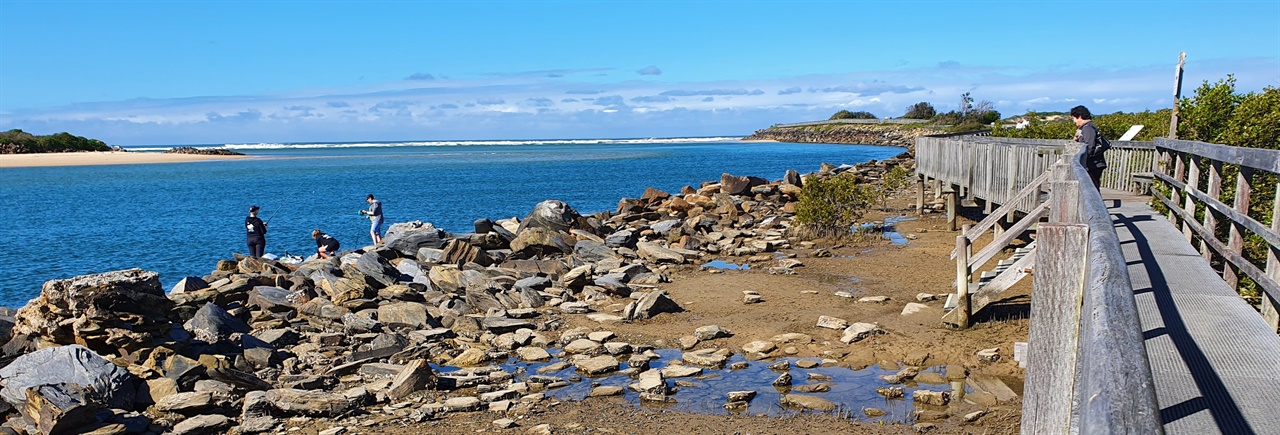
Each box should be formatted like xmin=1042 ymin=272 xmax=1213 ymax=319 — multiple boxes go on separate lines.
xmin=482 ymin=317 xmax=534 ymax=334
xmin=206 ymin=367 xmax=271 ymax=391
xmin=170 ymin=414 xmax=232 ymax=435
xmin=23 ymin=383 xmax=101 ymax=435
xmin=262 ymin=388 xmax=350 ymax=416
xmin=384 ymin=221 xmax=448 ymax=257
xmin=246 ymin=286 xmax=293 ymax=312
xmin=574 ymin=240 xmax=619 ymax=262
xmin=628 ymin=290 xmax=682 ymax=320
xmin=183 ymin=303 xmax=249 ymax=343
xmin=0 ymin=345 xmax=136 ymax=409
xmin=356 ymin=252 xmax=401 ymax=289
xmin=516 ymin=200 xmax=582 ymax=234
xmin=388 ymin=359 xmax=437 ymax=400
xmin=604 ymin=230 xmax=637 ymax=249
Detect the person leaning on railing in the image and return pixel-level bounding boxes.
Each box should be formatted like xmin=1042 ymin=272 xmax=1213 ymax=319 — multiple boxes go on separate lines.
xmin=1071 ymin=105 xmax=1107 ymax=190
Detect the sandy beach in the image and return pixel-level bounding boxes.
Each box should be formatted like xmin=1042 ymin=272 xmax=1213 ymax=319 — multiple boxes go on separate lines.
xmin=0 ymin=151 xmax=246 ymax=168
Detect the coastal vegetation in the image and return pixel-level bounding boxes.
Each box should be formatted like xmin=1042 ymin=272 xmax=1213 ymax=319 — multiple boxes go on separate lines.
xmin=0 ymin=129 xmax=111 ymax=154
xmin=794 ymin=162 xmax=913 ymax=239
xmin=829 ymin=110 xmax=878 ymax=120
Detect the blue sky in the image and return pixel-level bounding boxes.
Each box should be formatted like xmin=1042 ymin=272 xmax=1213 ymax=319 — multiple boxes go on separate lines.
xmin=1 ymin=1 xmax=1277 ymax=146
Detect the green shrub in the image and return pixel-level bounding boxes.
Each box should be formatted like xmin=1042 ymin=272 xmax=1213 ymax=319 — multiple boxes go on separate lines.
xmin=795 ymin=173 xmax=880 ymax=238
xmin=830 ymin=110 xmax=877 ymax=120
xmin=903 ymin=102 xmax=936 ymax=119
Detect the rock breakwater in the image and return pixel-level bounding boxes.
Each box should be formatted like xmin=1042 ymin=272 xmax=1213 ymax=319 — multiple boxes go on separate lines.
xmin=165 ymin=147 xmax=245 ymax=156
xmin=0 ymin=158 xmax=937 ymax=434
xmin=744 ymin=124 xmax=937 ymax=154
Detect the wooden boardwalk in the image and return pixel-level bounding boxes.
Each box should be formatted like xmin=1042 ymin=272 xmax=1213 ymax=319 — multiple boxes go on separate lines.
xmin=1105 ymin=189 xmax=1280 ymax=435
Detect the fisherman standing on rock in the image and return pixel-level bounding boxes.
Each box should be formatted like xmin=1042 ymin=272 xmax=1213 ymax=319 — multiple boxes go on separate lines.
xmin=359 ymin=194 xmax=384 ymax=245
xmin=245 ymin=205 xmax=267 ymax=258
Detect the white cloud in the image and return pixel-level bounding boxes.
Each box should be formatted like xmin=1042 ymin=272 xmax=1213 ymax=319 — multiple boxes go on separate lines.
xmin=2 ymin=57 xmax=1275 ymax=144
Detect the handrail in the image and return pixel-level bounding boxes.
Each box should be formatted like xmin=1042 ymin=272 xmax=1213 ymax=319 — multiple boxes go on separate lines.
xmin=1151 ymin=137 xmax=1280 ymax=319
xmin=1065 ymin=147 xmax=1164 ymax=434
xmin=1022 ymin=144 xmax=1163 ymax=434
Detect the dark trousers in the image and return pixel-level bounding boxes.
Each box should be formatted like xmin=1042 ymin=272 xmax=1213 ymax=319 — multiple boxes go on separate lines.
xmin=247 ymin=237 xmax=266 ymax=257
xmin=1088 ymin=167 xmax=1104 ymax=191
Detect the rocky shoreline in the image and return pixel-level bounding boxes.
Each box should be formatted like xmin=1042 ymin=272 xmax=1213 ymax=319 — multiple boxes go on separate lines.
xmin=164 ymin=147 xmax=246 ymax=156
xmin=743 ymin=124 xmax=938 ymax=153
xmin=0 ymin=156 xmax=994 ymax=435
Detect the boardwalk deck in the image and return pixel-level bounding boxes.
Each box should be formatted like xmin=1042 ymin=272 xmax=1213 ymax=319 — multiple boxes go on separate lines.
xmin=1106 ymin=190 xmax=1280 ymax=435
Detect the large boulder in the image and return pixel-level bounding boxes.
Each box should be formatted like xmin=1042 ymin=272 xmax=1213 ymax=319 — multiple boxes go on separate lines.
xmin=384 ymin=221 xmax=448 ymax=257
xmin=440 ymin=239 xmax=492 ymax=267
xmin=356 ymin=251 xmax=402 ymax=288
xmin=509 ymin=227 xmax=574 ymax=256
xmin=10 ymin=269 xmax=174 ymax=356
xmin=574 ymin=240 xmax=619 ymax=263
xmin=636 ymin=242 xmax=685 ymax=264
xmin=183 ymin=303 xmax=249 ymax=344
xmin=0 ymin=345 xmax=137 ymax=409
xmin=516 ymin=200 xmax=582 ymax=234
xmin=720 ymin=173 xmax=768 ymax=196
xmin=627 ymin=290 xmax=682 ymax=320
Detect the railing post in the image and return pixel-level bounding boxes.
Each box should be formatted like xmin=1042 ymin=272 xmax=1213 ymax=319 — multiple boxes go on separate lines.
xmin=916 ymin=175 xmax=926 ymax=216
xmin=1225 ymin=168 xmax=1253 ymax=288
xmin=1171 ymin=151 xmax=1186 ymax=223
xmin=1264 ymin=181 xmax=1280 ymax=333
xmin=1182 ymin=156 xmax=1201 ymax=242
xmin=946 ymin=185 xmax=958 ymax=232
xmin=1201 ymin=161 xmax=1223 ymax=261
xmin=1024 ymin=222 xmax=1090 ymax=434
xmin=954 ymin=234 xmax=971 ymax=329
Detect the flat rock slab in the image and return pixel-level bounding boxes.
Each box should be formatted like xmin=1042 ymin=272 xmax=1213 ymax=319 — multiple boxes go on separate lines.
xmin=573 ymin=355 xmax=620 ymax=375
xmin=660 ymin=365 xmax=703 ymax=378
xmin=780 ymin=394 xmax=836 ymax=411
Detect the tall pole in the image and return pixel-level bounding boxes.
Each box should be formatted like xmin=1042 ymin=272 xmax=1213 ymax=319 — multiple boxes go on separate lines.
xmin=1168 ymin=52 xmax=1186 ymax=139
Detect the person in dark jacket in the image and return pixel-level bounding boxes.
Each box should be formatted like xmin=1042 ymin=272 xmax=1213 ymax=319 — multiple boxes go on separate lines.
xmin=245 ymin=205 xmax=268 ymax=257
xmin=312 ymin=229 xmax=340 ymax=259
xmin=1071 ymin=105 xmax=1107 ymax=190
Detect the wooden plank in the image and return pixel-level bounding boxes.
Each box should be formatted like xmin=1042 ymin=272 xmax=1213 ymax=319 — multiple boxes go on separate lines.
xmin=1049 ymin=180 xmax=1081 ymax=224
xmin=951 ymin=234 xmax=972 ymax=329
xmin=1152 ymin=172 xmax=1280 ymax=251
xmin=1157 ymin=137 xmax=1280 ymax=173
xmin=1226 ymin=168 xmax=1253 ymax=288
xmin=1183 ymin=156 xmax=1200 ymax=242
xmin=970 ymin=202 xmax=1049 ymax=270
xmin=970 ymin=243 xmax=1036 ymax=315
xmin=950 ymin=170 xmax=1052 ymax=259
xmin=1202 ymin=161 xmax=1223 ymax=261
xmin=1265 ymin=181 xmax=1280 ymax=332
xmin=1023 ymin=223 xmax=1089 ymax=435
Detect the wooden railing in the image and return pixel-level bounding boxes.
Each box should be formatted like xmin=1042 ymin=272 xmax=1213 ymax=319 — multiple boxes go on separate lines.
xmin=1022 ymin=144 xmax=1163 ymax=434
xmin=1151 ymin=138 xmax=1280 ymax=331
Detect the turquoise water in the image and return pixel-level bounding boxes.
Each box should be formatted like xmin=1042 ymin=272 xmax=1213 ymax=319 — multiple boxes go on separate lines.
xmin=0 ymin=138 xmax=904 ymax=308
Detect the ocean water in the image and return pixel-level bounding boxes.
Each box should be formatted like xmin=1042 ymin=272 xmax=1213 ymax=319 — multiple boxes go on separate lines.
xmin=0 ymin=138 xmax=904 ymax=308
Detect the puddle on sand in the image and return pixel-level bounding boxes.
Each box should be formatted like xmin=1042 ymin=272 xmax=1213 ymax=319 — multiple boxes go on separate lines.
xmin=857 ymin=216 xmax=917 ymax=246
xmin=700 ymin=260 xmax=749 ymax=270
xmin=492 ymin=349 xmax=959 ymax=423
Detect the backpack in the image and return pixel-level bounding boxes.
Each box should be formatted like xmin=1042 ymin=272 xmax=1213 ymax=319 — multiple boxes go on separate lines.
xmin=1096 ymin=131 xmax=1112 ymax=152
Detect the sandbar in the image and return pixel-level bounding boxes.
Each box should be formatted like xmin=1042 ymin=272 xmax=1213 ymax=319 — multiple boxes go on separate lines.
xmin=0 ymin=152 xmax=247 ymax=168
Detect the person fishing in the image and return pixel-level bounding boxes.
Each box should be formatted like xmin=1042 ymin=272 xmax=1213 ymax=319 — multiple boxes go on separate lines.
xmin=359 ymin=193 xmax=384 ymax=245
xmin=312 ymin=229 xmax=340 ymax=259
xmin=245 ymin=205 xmax=267 ymax=258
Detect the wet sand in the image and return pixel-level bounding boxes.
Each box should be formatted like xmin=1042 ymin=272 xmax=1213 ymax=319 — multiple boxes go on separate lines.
xmin=0 ymin=151 xmax=246 ymax=168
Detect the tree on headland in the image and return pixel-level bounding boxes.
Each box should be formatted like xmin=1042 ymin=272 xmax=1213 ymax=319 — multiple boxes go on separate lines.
xmin=0 ymin=129 xmax=111 ymax=154
xmin=902 ymin=102 xmax=936 ymax=119
xmin=829 ymin=110 xmax=877 ymax=120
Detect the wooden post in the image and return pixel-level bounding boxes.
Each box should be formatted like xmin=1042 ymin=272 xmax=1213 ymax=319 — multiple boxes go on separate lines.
xmin=1006 ymin=153 xmax=1019 ymax=225
xmin=1168 ymin=52 xmax=1186 ymax=140
xmin=946 ymin=187 xmax=958 ymax=232
xmin=1225 ymin=168 xmax=1253 ymax=288
xmin=1050 ymin=180 xmax=1081 ymax=224
xmin=954 ymin=234 xmax=972 ymax=329
xmin=1170 ymin=152 xmax=1185 ymax=223
xmin=962 ymin=224 xmax=973 ymax=259
xmin=1263 ymin=181 xmax=1280 ymax=333
xmin=1023 ymin=223 xmax=1090 ymax=434
xmin=1201 ymin=161 xmax=1222 ymax=261
xmin=1182 ymin=155 xmax=1200 ymax=242
xmin=916 ymin=175 xmax=926 ymax=216
xmin=934 ymin=178 xmax=942 ymax=198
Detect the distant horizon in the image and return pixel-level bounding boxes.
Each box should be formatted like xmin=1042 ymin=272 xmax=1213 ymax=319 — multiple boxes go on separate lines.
xmin=2 ymin=1 xmax=1276 ymax=145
